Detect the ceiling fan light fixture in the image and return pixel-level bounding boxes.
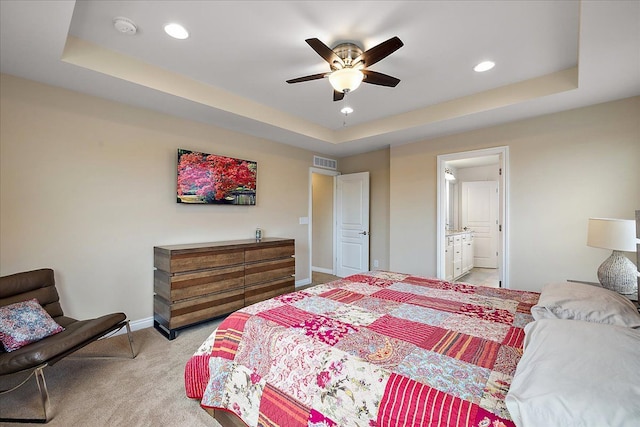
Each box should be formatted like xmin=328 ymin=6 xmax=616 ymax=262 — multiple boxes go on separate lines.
xmin=164 ymin=23 xmax=189 ymax=39
xmin=474 ymin=60 xmax=495 ymax=72
xmin=329 ymin=68 xmax=364 ymax=93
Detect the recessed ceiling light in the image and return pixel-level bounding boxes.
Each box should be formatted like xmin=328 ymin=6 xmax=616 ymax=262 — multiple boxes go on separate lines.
xmin=341 ymin=106 xmax=354 ymax=115
xmin=164 ymin=23 xmax=189 ymax=40
xmin=474 ymin=61 xmax=495 ymax=72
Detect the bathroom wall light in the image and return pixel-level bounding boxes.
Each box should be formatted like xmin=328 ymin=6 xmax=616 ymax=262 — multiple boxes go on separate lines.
xmin=445 ymin=168 xmax=456 ymax=181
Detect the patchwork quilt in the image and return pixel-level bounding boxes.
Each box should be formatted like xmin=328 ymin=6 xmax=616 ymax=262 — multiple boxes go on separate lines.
xmin=185 ymin=271 xmax=539 ymax=427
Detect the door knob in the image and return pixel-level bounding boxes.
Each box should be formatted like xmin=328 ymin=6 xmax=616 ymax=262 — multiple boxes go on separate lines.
xmin=359 ymin=231 xmax=368 ymax=236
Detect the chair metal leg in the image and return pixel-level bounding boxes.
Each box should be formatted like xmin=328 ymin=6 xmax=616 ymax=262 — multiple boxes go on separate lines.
xmin=34 ymin=366 xmax=51 ymax=423
xmin=0 ymin=365 xmax=51 ymax=423
xmin=125 ymin=320 xmax=137 ymax=358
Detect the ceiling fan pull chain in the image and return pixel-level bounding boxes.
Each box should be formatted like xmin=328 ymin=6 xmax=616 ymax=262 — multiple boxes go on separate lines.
xmin=341 ymin=94 xmax=352 ymax=127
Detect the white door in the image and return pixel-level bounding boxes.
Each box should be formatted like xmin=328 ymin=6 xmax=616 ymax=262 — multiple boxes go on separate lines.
xmin=461 ymin=181 xmax=498 ymax=268
xmin=336 ymin=172 xmax=370 ymax=277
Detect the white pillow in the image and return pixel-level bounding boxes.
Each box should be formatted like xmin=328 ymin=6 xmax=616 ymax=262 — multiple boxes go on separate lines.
xmin=531 ymin=281 xmax=640 ymax=328
xmin=506 ymin=319 xmax=640 ymax=427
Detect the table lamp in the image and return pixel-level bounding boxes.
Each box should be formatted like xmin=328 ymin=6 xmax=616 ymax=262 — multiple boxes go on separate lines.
xmin=587 ymin=218 xmax=638 ymax=298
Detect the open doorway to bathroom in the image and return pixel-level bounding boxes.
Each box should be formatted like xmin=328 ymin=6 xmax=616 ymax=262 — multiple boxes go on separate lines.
xmin=437 ymin=147 xmax=509 ymax=288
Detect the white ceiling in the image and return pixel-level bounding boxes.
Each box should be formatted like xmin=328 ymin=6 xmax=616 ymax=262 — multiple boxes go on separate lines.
xmin=1 ymin=1 xmax=638 ymax=158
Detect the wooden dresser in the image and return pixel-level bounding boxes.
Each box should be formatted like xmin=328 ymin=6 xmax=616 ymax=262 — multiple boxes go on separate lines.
xmin=153 ymin=238 xmax=295 ymax=339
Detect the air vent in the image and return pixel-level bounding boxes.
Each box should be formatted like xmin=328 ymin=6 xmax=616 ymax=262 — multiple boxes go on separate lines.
xmin=313 ymin=156 xmax=337 ymax=170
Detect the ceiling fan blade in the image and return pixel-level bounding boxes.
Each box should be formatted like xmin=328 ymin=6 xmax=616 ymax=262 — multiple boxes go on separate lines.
xmin=306 ymin=38 xmax=344 ymax=70
xmin=333 ymin=90 xmax=345 ymax=102
xmin=286 ymin=73 xmax=328 ymax=84
xmin=362 ymin=70 xmax=400 ymax=87
xmin=354 ymin=36 xmax=403 ymax=68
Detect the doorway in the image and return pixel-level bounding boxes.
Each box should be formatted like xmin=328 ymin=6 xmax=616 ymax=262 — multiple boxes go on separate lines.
xmin=309 ymin=168 xmax=339 ymax=281
xmin=308 ymin=168 xmax=371 ymax=284
xmin=437 ymin=147 xmax=509 ymax=288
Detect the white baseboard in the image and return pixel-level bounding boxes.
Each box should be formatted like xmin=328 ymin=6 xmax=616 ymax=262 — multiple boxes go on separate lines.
xmin=312 ymin=266 xmax=334 ymax=274
xmin=295 ymin=278 xmax=311 ymax=287
xmin=130 ymin=316 xmax=154 ymax=331
xmin=110 ymin=316 xmax=154 ymax=336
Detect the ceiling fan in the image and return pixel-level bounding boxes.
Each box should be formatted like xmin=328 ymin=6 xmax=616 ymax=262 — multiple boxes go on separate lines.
xmin=286 ymin=36 xmax=404 ymax=101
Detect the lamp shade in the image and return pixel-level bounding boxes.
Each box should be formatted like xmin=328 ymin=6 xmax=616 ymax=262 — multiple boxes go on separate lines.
xmin=329 ymin=68 xmax=364 ymax=93
xmin=587 ymin=218 xmax=637 ymax=252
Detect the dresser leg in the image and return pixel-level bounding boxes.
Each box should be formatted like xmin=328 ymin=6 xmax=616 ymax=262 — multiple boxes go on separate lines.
xmin=153 ymin=319 xmax=177 ymax=340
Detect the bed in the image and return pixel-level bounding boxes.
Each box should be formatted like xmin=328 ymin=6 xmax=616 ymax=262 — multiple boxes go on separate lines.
xmin=185 ymin=271 xmax=541 ymax=427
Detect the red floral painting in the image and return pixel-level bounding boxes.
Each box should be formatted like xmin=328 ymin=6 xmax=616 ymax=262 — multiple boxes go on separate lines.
xmin=176 ymin=149 xmax=257 ymax=204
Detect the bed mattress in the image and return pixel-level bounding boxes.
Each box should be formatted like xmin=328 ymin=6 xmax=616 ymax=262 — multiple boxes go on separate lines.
xmin=185 ymin=271 xmax=539 ymax=427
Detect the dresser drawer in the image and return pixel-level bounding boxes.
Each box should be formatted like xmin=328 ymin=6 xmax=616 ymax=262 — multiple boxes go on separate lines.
xmin=156 ymin=248 xmax=244 ymax=273
xmin=154 ymin=288 xmax=245 ymax=330
xmin=154 ymin=265 xmax=244 ymax=302
xmin=245 ymin=257 xmax=295 ymax=286
xmin=245 ymin=243 xmax=294 ymax=263
xmin=245 ymin=276 xmax=295 ymax=306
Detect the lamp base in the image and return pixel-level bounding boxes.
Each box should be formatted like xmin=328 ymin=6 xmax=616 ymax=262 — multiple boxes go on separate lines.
xmin=597 ymin=251 xmax=638 ymax=297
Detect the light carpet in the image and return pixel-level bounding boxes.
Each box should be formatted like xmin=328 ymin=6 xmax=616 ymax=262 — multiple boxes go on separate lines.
xmin=0 ymin=319 xmax=225 ymax=427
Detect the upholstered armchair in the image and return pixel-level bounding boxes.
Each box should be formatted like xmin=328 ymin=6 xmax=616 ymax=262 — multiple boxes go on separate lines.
xmin=0 ymin=268 xmax=136 ymax=423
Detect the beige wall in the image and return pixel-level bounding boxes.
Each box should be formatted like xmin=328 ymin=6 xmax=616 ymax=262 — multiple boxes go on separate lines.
xmin=390 ymin=96 xmax=640 ymax=292
xmin=312 ymin=173 xmax=334 ymax=271
xmin=3 ymin=73 xmax=638 ymax=323
xmin=0 ymin=74 xmax=315 ymax=322
xmin=340 ymin=148 xmax=390 ymax=270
